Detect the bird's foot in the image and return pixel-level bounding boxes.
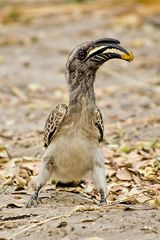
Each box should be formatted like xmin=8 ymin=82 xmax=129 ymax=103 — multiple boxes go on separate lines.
xmin=99 ymin=198 xmax=107 ymax=206
xmin=26 ymin=194 xmax=40 ymax=208
xmin=26 ymin=185 xmax=41 ymax=208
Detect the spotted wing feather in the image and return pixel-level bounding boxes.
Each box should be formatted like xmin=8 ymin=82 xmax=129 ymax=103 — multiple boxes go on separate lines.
xmin=44 ymin=104 xmax=67 ymax=148
xmin=93 ymin=106 xmax=104 ymax=142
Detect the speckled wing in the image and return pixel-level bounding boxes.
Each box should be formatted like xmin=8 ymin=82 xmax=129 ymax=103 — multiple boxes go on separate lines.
xmin=44 ymin=104 xmax=67 ymax=148
xmin=93 ymin=106 xmax=104 ymax=142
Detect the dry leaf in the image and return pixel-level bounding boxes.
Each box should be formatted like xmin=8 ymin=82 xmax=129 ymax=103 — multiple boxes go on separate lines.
xmin=116 ymin=168 xmax=132 ymax=181
xmin=15 ymin=176 xmax=27 ymax=187
xmin=111 ymin=185 xmax=124 ymax=193
xmin=2 ymin=177 xmax=14 ymax=186
xmin=6 ymin=203 xmax=22 ymax=208
xmin=74 ymin=205 xmax=99 ymax=212
xmin=148 ymin=194 xmax=160 ymax=208
xmin=105 ymin=166 xmax=116 ymax=178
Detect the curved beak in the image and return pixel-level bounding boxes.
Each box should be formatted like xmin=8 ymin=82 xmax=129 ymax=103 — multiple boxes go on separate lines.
xmin=86 ymin=38 xmax=134 ymax=64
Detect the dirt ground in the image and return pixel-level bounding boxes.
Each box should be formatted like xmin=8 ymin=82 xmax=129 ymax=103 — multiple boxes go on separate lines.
xmin=0 ymin=0 xmax=160 ymax=239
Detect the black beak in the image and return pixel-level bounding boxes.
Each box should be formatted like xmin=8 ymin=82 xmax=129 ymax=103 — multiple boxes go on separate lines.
xmin=86 ymin=38 xmax=134 ymax=64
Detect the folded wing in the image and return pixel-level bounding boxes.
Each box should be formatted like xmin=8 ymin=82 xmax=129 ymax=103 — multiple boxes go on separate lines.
xmin=93 ymin=106 xmax=104 ymax=142
xmin=44 ymin=104 xmax=67 ymax=148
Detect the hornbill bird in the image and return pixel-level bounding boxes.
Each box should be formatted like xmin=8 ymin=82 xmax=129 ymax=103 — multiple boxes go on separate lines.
xmin=26 ymin=38 xmax=133 ymax=207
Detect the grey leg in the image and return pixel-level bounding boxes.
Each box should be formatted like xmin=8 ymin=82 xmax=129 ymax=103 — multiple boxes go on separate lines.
xmin=99 ymin=189 xmax=106 ymax=205
xmin=26 ymin=152 xmax=55 ymax=208
xmin=92 ymin=153 xmax=107 ymax=205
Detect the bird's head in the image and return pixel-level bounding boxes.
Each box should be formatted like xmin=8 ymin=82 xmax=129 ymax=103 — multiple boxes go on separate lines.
xmin=66 ymin=38 xmax=134 ymax=74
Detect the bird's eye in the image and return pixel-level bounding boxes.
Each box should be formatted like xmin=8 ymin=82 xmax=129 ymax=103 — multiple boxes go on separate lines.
xmin=78 ymin=50 xmax=86 ymax=60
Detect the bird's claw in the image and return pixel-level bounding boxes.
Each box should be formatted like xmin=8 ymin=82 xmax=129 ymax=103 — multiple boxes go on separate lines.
xmin=99 ymin=198 xmax=107 ymax=206
xmin=26 ymin=195 xmax=40 ymax=208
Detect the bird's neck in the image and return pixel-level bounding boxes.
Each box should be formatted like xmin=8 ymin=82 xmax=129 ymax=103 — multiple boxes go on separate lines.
xmin=67 ymin=69 xmax=96 ymax=107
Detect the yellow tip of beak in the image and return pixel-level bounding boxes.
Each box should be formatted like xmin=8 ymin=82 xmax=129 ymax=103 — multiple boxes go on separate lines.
xmin=121 ymin=51 xmax=134 ymax=62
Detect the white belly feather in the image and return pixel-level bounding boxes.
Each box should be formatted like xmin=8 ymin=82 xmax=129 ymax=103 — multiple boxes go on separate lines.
xmin=46 ymin=129 xmax=98 ymax=182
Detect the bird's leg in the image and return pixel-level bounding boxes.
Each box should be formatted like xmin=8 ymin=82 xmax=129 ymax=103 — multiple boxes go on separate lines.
xmin=92 ymin=155 xmax=107 ymax=205
xmin=99 ymin=189 xmax=106 ymax=205
xmin=26 ymin=154 xmax=54 ymax=208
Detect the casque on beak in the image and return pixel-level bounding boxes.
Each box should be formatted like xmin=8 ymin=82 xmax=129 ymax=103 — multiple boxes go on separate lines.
xmin=86 ymin=38 xmax=134 ymax=64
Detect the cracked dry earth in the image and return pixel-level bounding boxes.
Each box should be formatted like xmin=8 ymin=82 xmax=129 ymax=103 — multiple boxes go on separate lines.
xmin=0 ymin=1 xmax=160 ymax=240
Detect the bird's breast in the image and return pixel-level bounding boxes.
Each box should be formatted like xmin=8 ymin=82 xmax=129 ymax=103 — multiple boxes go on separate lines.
xmin=59 ymin=101 xmax=99 ymax=141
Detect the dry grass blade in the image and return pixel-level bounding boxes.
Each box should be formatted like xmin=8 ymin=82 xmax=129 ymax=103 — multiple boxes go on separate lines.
xmin=11 ymin=86 xmax=28 ymax=102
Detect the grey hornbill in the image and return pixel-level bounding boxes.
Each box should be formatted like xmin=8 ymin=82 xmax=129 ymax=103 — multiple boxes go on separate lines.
xmin=26 ymin=38 xmax=133 ymax=207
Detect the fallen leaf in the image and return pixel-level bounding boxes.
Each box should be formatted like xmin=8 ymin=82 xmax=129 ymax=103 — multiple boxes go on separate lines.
xmin=74 ymin=205 xmax=99 ymax=212
xmin=111 ymin=185 xmax=124 ymax=193
xmin=116 ymin=168 xmax=132 ymax=181
xmin=6 ymin=203 xmax=22 ymax=208
xmin=2 ymin=177 xmax=14 ymax=186
xmin=15 ymin=176 xmax=27 ymax=187
xmin=119 ymin=143 xmax=132 ymax=153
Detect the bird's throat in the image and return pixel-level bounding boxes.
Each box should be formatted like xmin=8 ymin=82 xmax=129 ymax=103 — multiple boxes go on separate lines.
xmin=68 ymin=70 xmax=96 ymax=107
